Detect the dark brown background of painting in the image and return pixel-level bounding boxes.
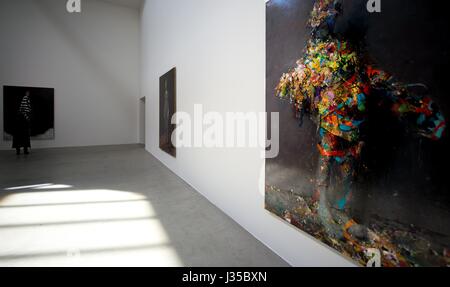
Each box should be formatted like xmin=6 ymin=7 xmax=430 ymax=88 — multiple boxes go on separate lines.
xmin=159 ymin=67 xmax=176 ymax=157
xmin=266 ymin=0 xmax=450 ymax=234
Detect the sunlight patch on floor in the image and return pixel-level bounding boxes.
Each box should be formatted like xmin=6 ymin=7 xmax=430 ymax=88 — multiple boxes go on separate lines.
xmin=0 ymin=188 xmax=182 ymax=267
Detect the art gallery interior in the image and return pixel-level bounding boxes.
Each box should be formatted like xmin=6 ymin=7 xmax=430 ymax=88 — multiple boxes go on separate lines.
xmin=0 ymin=0 xmax=448 ymax=267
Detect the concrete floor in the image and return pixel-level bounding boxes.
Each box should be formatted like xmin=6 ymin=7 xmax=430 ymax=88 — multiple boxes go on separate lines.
xmin=0 ymin=145 xmax=288 ymax=267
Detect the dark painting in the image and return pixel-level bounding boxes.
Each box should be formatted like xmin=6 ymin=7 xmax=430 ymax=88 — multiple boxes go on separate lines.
xmin=159 ymin=68 xmax=176 ymax=157
xmin=3 ymin=86 xmax=55 ymax=141
xmin=265 ymin=0 xmax=450 ymax=266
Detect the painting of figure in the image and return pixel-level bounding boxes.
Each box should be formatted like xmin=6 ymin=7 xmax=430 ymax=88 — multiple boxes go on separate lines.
xmin=266 ymin=0 xmax=449 ymax=266
xmin=159 ymin=68 xmax=176 ymax=157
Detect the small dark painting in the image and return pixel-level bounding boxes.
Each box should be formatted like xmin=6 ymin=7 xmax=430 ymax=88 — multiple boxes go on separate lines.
xmin=3 ymin=86 xmax=55 ymax=141
xmin=159 ymin=68 xmax=176 ymax=157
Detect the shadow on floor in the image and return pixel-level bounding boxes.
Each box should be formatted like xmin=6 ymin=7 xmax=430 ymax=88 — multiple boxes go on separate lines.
xmin=0 ymin=145 xmax=288 ymax=267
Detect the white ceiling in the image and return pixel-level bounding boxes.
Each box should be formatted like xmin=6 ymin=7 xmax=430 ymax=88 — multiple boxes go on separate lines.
xmin=101 ymin=0 xmax=144 ymax=10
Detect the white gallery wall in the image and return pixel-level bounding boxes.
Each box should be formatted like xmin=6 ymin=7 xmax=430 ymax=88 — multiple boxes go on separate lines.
xmin=141 ymin=0 xmax=355 ymax=266
xmin=0 ymin=0 xmax=140 ymax=150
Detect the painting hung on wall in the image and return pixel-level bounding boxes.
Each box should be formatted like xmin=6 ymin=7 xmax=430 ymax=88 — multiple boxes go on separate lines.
xmin=3 ymin=86 xmax=55 ymax=141
xmin=265 ymin=0 xmax=449 ymax=266
xmin=159 ymin=67 xmax=176 ymax=157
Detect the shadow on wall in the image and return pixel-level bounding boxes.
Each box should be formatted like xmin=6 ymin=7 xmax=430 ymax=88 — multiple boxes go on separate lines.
xmin=32 ymin=0 xmax=135 ymax=110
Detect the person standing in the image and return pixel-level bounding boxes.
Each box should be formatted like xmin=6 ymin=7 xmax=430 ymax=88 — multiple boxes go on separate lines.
xmin=13 ymin=91 xmax=32 ymax=155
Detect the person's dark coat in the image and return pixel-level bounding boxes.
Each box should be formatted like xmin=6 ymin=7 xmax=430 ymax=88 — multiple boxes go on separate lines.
xmin=12 ymin=95 xmax=31 ymax=149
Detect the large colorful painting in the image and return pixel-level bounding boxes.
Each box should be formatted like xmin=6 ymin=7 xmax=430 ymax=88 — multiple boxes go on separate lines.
xmin=265 ymin=0 xmax=449 ymax=266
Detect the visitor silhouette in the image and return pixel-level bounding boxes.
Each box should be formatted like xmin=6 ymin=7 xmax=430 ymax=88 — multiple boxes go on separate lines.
xmin=13 ymin=91 xmax=32 ymax=155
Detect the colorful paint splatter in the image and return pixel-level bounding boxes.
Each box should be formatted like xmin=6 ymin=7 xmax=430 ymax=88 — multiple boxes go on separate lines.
xmin=266 ymin=0 xmax=448 ymax=266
